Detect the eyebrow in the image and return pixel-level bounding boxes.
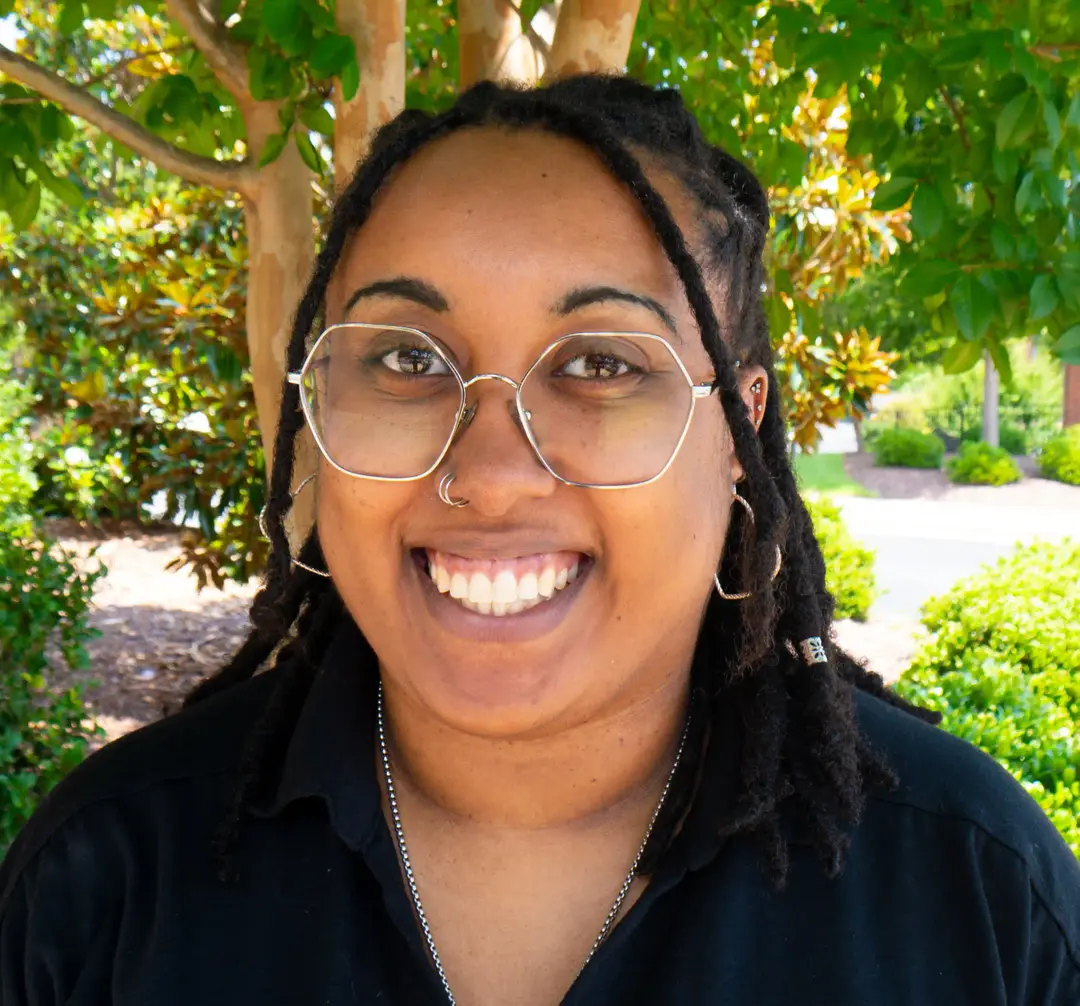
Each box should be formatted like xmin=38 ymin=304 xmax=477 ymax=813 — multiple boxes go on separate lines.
xmin=555 ymin=285 xmax=679 ymax=337
xmin=343 ymin=277 xmax=449 ymax=314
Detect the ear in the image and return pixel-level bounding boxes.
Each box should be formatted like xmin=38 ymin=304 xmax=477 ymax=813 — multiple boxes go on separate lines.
xmin=729 ymin=364 xmax=768 ymax=484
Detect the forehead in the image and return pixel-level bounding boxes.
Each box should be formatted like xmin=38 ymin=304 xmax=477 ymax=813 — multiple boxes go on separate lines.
xmin=329 ymin=127 xmax=698 ymax=317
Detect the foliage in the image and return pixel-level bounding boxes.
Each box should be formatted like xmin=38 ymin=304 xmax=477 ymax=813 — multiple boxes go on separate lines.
xmin=871 ymin=427 xmax=945 ymax=469
xmin=896 ymin=540 xmax=1080 ymax=858
xmin=0 ymin=166 xmax=267 ymax=587
xmin=1038 ymin=425 xmax=1080 ymax=485
xmin=959 ymin=421 xmax=1029 ymax=456
xmin=774 ymin=326 xmax=899 ymax=451
xmin=805 ymin=495 xmax=876 ymax=621
xmin=946 ymin=441 xmax=1023 ymax=485
xmin=0 ymin=340 xmax=103 ymax=850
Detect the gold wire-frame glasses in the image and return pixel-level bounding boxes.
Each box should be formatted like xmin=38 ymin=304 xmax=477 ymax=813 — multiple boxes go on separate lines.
xmin=287 ymin=322 xmax=716 ymax=490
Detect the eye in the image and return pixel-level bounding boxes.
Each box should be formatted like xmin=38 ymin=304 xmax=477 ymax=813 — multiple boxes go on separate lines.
xmin=556 ymin=351 xmax=641 ymax=380
xmin=380 ymin=345 xmax=452 ymax=376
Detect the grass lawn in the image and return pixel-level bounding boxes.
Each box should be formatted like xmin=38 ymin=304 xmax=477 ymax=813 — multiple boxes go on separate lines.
xmin=793 ymin=452 xmax=876 ymax=497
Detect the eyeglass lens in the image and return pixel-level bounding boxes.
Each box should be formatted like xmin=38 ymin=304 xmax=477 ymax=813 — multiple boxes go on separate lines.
xmin=299 ymin=325 xmax=695 ymax=486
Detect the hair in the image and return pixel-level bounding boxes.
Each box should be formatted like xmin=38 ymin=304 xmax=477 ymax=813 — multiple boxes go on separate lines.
xmin=186 ymin=74 xmax=940 ymax=889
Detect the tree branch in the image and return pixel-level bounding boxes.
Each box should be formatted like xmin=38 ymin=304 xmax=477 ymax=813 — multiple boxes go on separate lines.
xmin=164 ymin=0 xmax=249 ymax=101
xmin=937 ymin=85 xmax=969 ymax=151
xmin=502 ymin=0 xmax=552 ymax=65
xmin=1028 ymin=42 xmax=1080 ymax=62
xmin=0 ymin=43 xmax=255 ymax=194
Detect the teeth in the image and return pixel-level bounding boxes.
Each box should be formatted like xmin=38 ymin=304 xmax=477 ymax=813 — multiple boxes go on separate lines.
xmin=468 ymin=572 xmax=493 ymax=604
xmin=427 ymin=552 xmax=585 ymax=616
xmin=492 ymin=570 xmax=518 ymax=604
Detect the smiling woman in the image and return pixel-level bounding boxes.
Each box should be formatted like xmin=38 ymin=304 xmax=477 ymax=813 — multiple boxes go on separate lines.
xmin=2 ymin=75 xmax=1079 ymax=1006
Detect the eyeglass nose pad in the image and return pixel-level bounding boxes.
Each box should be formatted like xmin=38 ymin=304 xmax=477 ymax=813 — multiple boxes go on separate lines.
xmin=450 ymin=398 xmax=528 ymax=446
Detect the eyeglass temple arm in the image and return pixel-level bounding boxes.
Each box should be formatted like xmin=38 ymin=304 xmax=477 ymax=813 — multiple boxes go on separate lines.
xmin=692 ymin=384 xmax=714 ymax=398
xmin=288 ymin=372 xmax=302 ymax=385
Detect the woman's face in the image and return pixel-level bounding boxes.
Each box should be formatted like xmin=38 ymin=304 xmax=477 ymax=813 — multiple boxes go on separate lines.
xmin=319 ymin=128 xmax=766 ymax=737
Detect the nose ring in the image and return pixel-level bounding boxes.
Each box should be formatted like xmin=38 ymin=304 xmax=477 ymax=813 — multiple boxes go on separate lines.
xmin=437 ymin=472 xmax=469 ymax=508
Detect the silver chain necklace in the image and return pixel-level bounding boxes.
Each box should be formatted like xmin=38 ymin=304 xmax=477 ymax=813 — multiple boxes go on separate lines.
xmin=377 ymin=681 xmax=687 ymax=1006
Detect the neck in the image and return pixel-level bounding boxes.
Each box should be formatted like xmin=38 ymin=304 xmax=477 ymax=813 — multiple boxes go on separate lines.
xmin=378 ymin=676 xmax=689 ymax=832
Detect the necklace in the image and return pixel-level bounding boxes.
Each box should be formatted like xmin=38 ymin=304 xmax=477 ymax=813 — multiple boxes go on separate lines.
xmin=377 ymin=682 xmax=687 ymax=1006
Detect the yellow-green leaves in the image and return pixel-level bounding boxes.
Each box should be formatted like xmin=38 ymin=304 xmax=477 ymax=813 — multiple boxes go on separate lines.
xmin=996 ymin=90 xmax=1039 ymax=149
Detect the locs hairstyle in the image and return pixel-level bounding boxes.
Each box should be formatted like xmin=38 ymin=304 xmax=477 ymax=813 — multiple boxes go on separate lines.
xmin=186 ymin=74 xmax=940 ymax=889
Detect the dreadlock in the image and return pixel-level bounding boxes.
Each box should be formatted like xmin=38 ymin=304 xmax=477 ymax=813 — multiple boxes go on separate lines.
xmin=185 ymin=74 xmax=940 ymax=890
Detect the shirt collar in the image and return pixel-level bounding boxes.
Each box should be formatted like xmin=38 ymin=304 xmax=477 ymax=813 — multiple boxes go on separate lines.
xmin=250 ymin=616 xmax=383 ymax=851
xmin=254 ymin=615 xmax=747 ymax=871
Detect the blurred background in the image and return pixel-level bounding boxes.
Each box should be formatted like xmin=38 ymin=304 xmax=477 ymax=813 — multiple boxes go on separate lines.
xmin=1 ymin=0 xmax=1078 ymax=856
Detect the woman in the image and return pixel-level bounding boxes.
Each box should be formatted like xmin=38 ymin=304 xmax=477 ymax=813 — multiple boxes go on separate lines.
xmin=1 ymin=75 xmax=1078 ymax=1006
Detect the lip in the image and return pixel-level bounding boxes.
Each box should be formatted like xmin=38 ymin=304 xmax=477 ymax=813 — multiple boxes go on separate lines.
xmin=410 ymin=549 xmax=592 ymax=643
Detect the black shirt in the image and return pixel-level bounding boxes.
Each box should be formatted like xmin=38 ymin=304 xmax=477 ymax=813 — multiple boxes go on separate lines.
xmin=2 ymin=621 xmax=1079 ymax=1005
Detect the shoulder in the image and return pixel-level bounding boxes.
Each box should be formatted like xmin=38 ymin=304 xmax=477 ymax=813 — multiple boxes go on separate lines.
xmin=852 ymin=687 xmax=1080 ymax=954
xmin=0 ymin=668 xmax=280 ymax=905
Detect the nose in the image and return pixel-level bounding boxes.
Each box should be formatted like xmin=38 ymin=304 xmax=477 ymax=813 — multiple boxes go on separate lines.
xmin=444 ymin=375 xmax=557 ymax=517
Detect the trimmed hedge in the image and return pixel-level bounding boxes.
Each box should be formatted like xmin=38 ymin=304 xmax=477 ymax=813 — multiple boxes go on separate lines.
xmin=896 ymin=540 xmax=1080 ymax=858
xmin=946 ymin=442 xmax=1023 ymax=486
xmin=871 ymin=427 xmax=945 ymax=469
xmin=1039 ymin=426 xmax=1080 ymax=486
xmin=805 ymin=496 xmax=876 ymax=621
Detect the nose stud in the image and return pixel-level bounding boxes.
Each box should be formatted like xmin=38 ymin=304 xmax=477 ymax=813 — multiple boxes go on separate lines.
xmin=437 ymin=472 xmax=469 ymax=508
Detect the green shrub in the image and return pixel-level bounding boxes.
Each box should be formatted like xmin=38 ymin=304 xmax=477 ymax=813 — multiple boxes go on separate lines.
xmin=1038 ymin=426 xmax=1080 ymax=486
xmin=871 ymin=427 xmax=945 ymax=469
xmin=895 ymin=540 xmax=1080 ymax=858
xmin=0 ymin=345 xmax=103 ymax=850
xmin=946 ymin=442 xmax=1023 ymax=486
xmin=805 ymin=496 xmax=876 ymax=621
xmin=960 ymin=422 xmax=1028 ymax=456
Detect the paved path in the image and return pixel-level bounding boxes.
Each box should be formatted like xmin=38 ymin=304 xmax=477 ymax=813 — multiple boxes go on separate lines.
xmin=837 ymin=497 xmax=1080 ymax=617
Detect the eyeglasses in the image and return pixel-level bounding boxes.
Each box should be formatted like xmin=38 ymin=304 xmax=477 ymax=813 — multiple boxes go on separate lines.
xmin=288 ymin=323 xmax=715 ymax=489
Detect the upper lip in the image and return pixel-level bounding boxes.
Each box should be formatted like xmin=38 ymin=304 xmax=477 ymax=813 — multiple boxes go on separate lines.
xmin=409 ymin=530 xmax=595 ymax=560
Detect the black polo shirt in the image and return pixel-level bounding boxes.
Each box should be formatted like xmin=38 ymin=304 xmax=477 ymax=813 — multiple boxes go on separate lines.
xmin=2 ymin=620 xmax=1079 ymax=1005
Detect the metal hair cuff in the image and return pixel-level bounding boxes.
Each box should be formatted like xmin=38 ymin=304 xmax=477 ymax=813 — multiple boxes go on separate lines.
xmin=799 ymin=636 xmax=828 ymax=665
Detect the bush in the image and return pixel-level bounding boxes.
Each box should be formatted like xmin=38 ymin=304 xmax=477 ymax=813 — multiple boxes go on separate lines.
xmin=1039 ymin=426 xmax=1080 ymax=486
xmin=946 ymin=442 xmax=1023 ymax=486
xmin=871 ymin=427 xmax=945 ymax=469
xmin=895 ymin=540 xmax=1080 ymax=858
xmin=960 ymin=422 xmax=1029 ymax=456
xmin=0 ymin=345 xmax=103 ymax=850
xmin=805 ymin=496 xmax=876 ymax=621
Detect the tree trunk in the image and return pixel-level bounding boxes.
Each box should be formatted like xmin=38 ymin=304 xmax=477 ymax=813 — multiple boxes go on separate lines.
xmin=243 ymin=103 xmax=316 ymax=519
xmin=458 ymin=0 xmax=544 ymax=86
xmin=334 ymin=0 xmax=408 ymax=191
xmin=545 ymin=0 xmax=642 ymax=77
xmin=982 ymin=350 xmax=1000 ymax=447
xmin=1065 ymin=364 xmax=1080 ymax=428
xmin=852 ymin=414 xmax=865 ymax=453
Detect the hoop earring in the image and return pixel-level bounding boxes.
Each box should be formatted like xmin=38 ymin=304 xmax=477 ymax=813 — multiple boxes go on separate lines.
xmin=257 ymin=474 xmax=331 ymax=579
xmin=714 ymin=484 xmax=782 ymax=601
xmin=437 ymin=472 xmax=469 ymax=508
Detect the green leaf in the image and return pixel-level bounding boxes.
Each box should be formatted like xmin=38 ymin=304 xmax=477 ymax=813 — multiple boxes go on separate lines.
xmin=872 ymin=175 xmax=918 ymax=212
xmin=339 ymin=53 xmax=360 ymax=102
xmin=294 ymin=130 xmax=322 ymax=172
xmin=1029 ymin=275 xmax=1060 ymax=320
xmin=33 ymin=164 xmax=83 ymax=207
xmin=309 ymin=33 xmax=355 ymax=78
xmin=911 ymin=184 xmax=946 ymax=238
xmin=765 ymin=295 xmax=792 ymax=337
xmin=257 ymin=130 xmax=289 ymax=167
xmin=996 ymin=92 xmax=1037 ymax=150
xmin=1043 ymin=100 xmax=1063 ymax=150
xmin=941 ymin=339 xmax=983 ymax=374
xmin=247 ymin=47 xmax=292 ymax=101
xmin=1067 ymin=92 xmax=1080 ymax=129
xmin=990 ymin=222 xmax=1015 ymax=262
xmin=84 ymin=0 xmax=115 ymax=16
xmin=901 ymin=260 xmax=959 ymax=297
xmin=1054 ymin=325 xmax=1080 ymax=364
xmin=1014 ymin=172 xmax=1043 ymax=217
xmin=7 ymin=178 xmax=41 ymax=230
xmin=986 ymin=338 xmax=1013 ymax=386
xmin=800 ymin=303 xmax=822 ymax=340
xmin=58 ymin=0 xmax=84 ymax=35
xmin=263 ymin=0 xmax=303 ymax=44
xmin=299 ymin=104 xmax=335 ymax=137
xmin=949 ymin=274 xmax=995 ymax=341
